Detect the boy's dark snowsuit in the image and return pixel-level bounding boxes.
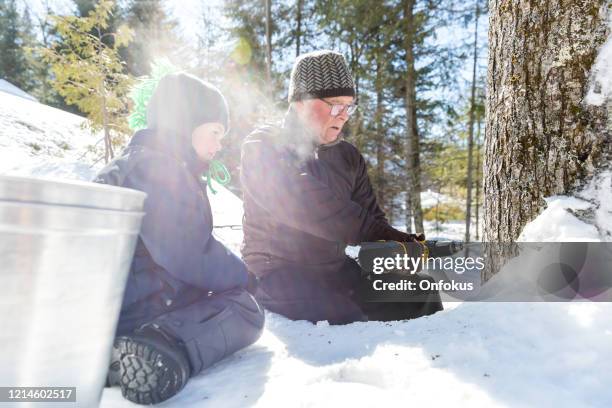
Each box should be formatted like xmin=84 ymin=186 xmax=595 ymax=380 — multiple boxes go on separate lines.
xmin=240 ymin=114 xmax=443 ymax=325
xmin=96 ymin=128 xmax=264 ymax=377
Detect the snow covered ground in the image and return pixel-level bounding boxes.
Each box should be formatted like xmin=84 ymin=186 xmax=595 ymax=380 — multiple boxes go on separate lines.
xmin=0 ymin=89 xmax=102 ymax=179
xmin=2 ymin=90 xmax=612 ymax=407
xmin=100 ymin=303 xmax=612 ymax=408
xmin=420 ymin=189 xmax=459 ymax=209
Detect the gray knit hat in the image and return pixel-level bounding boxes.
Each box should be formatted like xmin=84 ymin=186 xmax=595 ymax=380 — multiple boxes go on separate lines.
xmin=288 ymin=50 xmax=356 ymax=102
xmin=147 ymin=73 xmax=229 ymax=139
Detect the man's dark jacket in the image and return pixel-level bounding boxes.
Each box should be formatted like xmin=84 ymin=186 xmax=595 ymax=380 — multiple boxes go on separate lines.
xmin=240 ymin=113 xmax=390 ymax=277
xmin=95 ymin=129 xmax=248 ymax=315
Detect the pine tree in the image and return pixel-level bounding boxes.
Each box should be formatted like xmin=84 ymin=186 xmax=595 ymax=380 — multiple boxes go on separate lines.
xmin=312 ymin=0 xmax=466 ymax=230
xmin=22 ymin=1 xmax=79 ymax=112
xmin=194 ymin=1 xmax=224 ymax=82
xmin=265 ymin=0 xmax=272 ymax=96
xmin=286 ymin=0 xmax=316 ymax=58
xmin=464 ymin=0 xmax=487 ymax=242
xmin=225 ymin=0 xmax=294 ymax=101
xmin=401 ymin=0 xmax=423 ymax=233
xmin=0 ymin=0 xmax=36 ymax=91
xmin=73 ymin=0 xmax=96 ymax=17
xmin=295 ymin=0 xmax=303 ymax=56
xmin=395 ymin=0 xmax=466 ymax=234
xmin=73 ymin=0 xmax=122 ymax=46
xmin=41 ymin=0 xmax=134 ymax=163
xmin=315 ymin=0 xmax=396 ymax=213
xmin=121 ymin=0 xmax=180 ymax=77
xmin=26 ymin=1 xmax=56 ymax=106
xmin=18 ymin=4 xmax=38 ymax=92
xmin=219 ymin=0 xmax=293 ymax=192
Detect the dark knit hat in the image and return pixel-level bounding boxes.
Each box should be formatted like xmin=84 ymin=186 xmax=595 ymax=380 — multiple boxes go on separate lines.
xmin=288 ymin=50 xmax=356 ymax=102
xmin=147 ymin=73 xmax=229 ymax=140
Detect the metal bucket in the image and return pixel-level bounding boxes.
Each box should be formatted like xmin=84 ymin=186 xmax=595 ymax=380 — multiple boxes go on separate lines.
xmin=0 ymin=175 xmax=146 ymax=407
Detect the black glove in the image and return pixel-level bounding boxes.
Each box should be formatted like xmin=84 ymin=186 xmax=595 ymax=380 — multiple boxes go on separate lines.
xmin=412 ymin=232 xmax=426 ymax=242
xmin=365 ymin=219 xmax=425 ymax=243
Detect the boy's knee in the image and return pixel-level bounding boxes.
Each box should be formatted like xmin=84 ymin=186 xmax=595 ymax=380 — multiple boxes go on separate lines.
xmin=155 ymin=289 xmax=265 ymax=376
xmin=229 ymin=289 xmax=266 ymax=343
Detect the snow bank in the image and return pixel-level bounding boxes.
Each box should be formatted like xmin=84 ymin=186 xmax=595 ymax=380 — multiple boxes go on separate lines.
xmin=0 ymin=91 xmax=103 ymax=178
xmin=518 ymin=196 xmax=600 ymax=241
xmin=518 ymin=171 xmax=612 ymax=242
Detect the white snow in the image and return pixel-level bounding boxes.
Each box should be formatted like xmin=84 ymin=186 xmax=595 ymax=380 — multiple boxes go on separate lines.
xmin=420 ymin=189 xmax=458 ymax=209
xmin=208 ymin=181 xmax=245 ymax=256
xmin=0 ymin=91 xmax=103 ymax=179
xmin=518 ymin=171 xmax=612 ymax=242
xmin=585 ymin=9 xmax=612 ymax=106
xmin=577 ymin=171 xmax=612 ymax=240
xmin=424 ymin=220 xmax=481 ymax=241
xmin=0 ymin=78 xmax=38 ymax=102
xmin=2 ymin=93 xmax=612 ymax=408
xmin=518 ymin=197 xmax=600 ymax=242
xmin=99 ymin=303 xmax=612 ymax=408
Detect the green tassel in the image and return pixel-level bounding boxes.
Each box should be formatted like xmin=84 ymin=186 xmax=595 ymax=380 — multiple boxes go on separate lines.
xmin=206 ymin=160 xmax=231 ymax=194
xmin=128 ymin=59 xmax=181 ymax=131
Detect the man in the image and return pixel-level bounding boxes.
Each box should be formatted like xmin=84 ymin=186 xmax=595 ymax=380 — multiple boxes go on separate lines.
xmin=240 ymin=50 xmax=443 ymax=324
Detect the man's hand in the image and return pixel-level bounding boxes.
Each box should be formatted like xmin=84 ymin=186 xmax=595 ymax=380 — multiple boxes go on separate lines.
xmin=411 ymin=233 xmax=426 ymax=242
xmin=365 ymin=219 xmax=425 ymax=243
xmin=396 ymin=232 xmax=426 ymax=243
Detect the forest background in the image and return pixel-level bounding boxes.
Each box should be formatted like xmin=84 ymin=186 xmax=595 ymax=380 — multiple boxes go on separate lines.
xmin=1 ymin=0 xmax=488 ymax=241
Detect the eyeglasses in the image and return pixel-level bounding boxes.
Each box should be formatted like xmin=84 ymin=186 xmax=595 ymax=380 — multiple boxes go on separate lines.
xmin=319 ymin=99 xmax=358 ymax=117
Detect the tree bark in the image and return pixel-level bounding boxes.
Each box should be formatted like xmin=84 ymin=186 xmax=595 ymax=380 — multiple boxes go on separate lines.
xmin=403 ymin=0 xmax=424 ymax=234
xmin=375 ymin=43 xmax=386 ymax=214
xmin=102 ymin=91 xmax=113 ymax=164
xmin=264 ymin=0 xmax=272 ymax=94
xmin=465 ymin=1 xmax=480 ymax=243
xmin=475 ymin=115 xmax=482 ymax=241
xmin=484 ymin=0 xmax=610 ymax=279
xmin=296 ymin=0 xmax=302 ymax=57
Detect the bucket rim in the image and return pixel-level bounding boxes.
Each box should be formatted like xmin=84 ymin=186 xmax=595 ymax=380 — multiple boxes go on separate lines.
xmin=0 ymin=174 xmax=146 ymax=212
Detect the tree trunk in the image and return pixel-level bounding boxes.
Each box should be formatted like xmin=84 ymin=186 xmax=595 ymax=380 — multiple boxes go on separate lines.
xmin=465 ymin=1 xmax=480 ymax=243
xmin=296 ymin=0 xmax=302 ymax=57
xmin=475 ymin=115 xmax=482 ymax=241
xmin=374 ymin=36 xmax=387 ymax=214
xmin=405 ymin=194 xmax=413 ymax=233
xmin=264 ymin=0 xmax=272 ymax=94
xmin=102 ymin=91 xmax=113 ymax=164
xmin=403 ymin=0 xmax=424 ymax=234
xmin=484 ymin=0 xmax=610 ymax=279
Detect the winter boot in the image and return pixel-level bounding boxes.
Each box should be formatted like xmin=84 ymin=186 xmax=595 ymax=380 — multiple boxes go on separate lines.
xmin=111 ymin=324 xmax=191 ymax=404
xmin=105 ymin=343 xmax=122 ymax=388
